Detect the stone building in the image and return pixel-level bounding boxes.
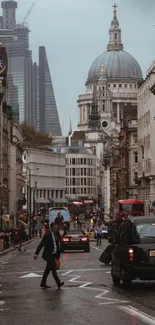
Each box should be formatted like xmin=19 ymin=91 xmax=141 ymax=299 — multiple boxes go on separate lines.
xmin=77 ymin=4 xmax=143 ymax=214
xmin=137 ymin=60 xmax=155 ymax=214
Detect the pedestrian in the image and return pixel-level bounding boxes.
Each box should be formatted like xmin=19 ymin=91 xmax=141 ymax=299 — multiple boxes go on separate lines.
xmin=39 ymin=228 xmax=42 ymax=238
xmin=96 ymin=224 xmax=102 ymax=246
xmin=18 ymin=224 xmax=27 ymax=252
xmin=34 ymin=222 xmax=64 ymax=289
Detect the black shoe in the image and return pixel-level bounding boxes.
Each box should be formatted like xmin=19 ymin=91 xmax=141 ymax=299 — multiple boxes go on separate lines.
xmin=58 ymin=282 xmax=64 ymax=289
xmin=40 ymin=284 xmax=51 ymax=289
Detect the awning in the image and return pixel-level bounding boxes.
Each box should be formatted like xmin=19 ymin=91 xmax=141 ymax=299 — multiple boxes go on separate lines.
xmin=35 ymin=198 xmax=51 ymax=204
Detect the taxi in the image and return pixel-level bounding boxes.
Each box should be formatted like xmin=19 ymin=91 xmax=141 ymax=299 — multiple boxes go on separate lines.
xmin=111 ymin=216 xmax=155 ymax=288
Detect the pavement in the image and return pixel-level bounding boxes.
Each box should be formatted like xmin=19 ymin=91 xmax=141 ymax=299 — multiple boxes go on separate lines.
xmin=1 ymin=239 xmax=155 ymax=324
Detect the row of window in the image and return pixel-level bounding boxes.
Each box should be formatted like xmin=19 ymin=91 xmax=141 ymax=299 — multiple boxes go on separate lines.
xmin=138 ymin=111 xmax=150 ymax=130
xmin=67 ymin=158 xmax=96 ymax=166
xmin=66 ymin=177 xmax=96 ymax=186
xmin=66 ymin=187 xmax=96 ymax=195
xmin=35 ymin=189 xmax=64 ymax=199
xmin=66 ymin=168 xmax=96 ymax=177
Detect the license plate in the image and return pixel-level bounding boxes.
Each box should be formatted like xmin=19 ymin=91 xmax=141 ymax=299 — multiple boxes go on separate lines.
xmin=149 ymin=251 xmax=155 ymax=257
xmin=71 ymin=238 xmax=79 ymax=242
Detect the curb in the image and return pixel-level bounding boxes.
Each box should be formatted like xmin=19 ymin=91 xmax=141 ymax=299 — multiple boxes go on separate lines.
xmin=0 ymin=238 xmax=37 ymax=256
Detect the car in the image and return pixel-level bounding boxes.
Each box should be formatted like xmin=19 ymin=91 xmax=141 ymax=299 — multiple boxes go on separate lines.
xmin=60 ymin=230 xmax=90 ymax=253
xmin=101 ymin=226 xmax=108 ymax=239
xmin=111 ymin=216 xmax=155 ymax=288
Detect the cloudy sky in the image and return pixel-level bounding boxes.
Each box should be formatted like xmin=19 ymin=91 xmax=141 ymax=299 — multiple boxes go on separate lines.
xmin=15 ymin=0 xmax=155 ymax=135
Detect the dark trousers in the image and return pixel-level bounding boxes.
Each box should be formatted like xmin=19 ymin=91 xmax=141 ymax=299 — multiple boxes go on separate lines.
xmin=97 ymin=234 xmax=101 ymax=246
xmin=41 ymin=256 xmax=61 ymax=287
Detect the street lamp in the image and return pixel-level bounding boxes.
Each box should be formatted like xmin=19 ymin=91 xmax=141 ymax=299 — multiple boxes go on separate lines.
xmin=27 ymin=167 xmax=39 ymax=238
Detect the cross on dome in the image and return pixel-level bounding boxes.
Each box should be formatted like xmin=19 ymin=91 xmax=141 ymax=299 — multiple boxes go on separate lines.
xmin=112 ymin=3 xmax=118 ymax=19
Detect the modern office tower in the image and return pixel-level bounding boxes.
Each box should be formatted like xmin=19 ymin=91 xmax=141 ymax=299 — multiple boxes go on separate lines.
xmin=39 ymin=46 xmax=62 ymax=136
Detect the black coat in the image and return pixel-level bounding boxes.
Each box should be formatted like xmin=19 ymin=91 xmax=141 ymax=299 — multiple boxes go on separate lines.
xmin=35 ymin=231 xmax=60 ymax=262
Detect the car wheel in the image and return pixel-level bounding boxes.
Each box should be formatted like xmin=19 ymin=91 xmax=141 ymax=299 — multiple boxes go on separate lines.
xmin=121 ymin=269 xmax=132 ymax=288
xmin=112 ymin=276 xmax=120 ymax=286
xmin=85 ymin=245 xmax=90 ymax=253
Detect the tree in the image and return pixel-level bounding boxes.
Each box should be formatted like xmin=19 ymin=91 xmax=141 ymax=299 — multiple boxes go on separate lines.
xmin=20 ymin=122 xmax=53 ymax=147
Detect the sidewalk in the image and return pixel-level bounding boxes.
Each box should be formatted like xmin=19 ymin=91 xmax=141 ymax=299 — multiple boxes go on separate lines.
xmin=0 ymin=237 xmax=37 ymax=256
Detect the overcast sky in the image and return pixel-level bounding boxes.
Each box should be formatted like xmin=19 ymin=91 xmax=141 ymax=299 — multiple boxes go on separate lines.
xmin=15 ymin=0 xmax=155 ymax=135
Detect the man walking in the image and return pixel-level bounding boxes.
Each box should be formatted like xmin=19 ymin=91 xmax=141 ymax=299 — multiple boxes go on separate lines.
xmin=34 ymin=222 xmax=64 ymax=289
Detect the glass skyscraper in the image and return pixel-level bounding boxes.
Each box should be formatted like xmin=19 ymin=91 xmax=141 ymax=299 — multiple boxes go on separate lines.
xmin=39 ymin=46 xmax=62 ymax=136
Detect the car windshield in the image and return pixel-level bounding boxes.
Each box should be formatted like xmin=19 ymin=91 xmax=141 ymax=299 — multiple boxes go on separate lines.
xmin=65 ymin=230 xmax=84 ymax=236
xmin=136 ymin=223 xmax=155 ymax=238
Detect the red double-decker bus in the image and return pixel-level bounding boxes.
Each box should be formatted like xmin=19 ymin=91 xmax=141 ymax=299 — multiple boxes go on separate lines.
xmin=83 ymin=200 xmax=94 ymax=218
xmin=113 ymin=199 xmax=144 ymax=220
xmin=68 ymin=201 xmax=85 ymax=222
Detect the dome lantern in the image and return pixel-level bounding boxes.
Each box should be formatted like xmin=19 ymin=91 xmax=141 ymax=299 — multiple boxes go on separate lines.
xmin=107 ymin=3 xmax=123 ymax=52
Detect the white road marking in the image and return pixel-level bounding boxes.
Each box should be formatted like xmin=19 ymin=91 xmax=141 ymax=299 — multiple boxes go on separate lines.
xmin=62 ymin=270 xmax=74 ymax=276
xmin=118 ymin=305 xmax=155 ymax=325
xmin=0 ymin=301 xmax=5 ymax=306
xmin=20 ymin=273 xmax=42 ymax=278
xmin=106 ymin=271 xmax=111 ymax=274
xmin=91 ymin=245 xmax=102 ymax=252
xmin=2 ymin=268 xmax=105 ymax=276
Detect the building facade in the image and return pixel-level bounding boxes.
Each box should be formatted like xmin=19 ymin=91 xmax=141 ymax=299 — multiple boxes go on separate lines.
xmin=39 ymin=46 xmax=62 ymax=136
xmin=23 ymin=148 xmax=66 ymax=214
xmin=137 ymin=60 xmax=155 ymax=214
xmin=51 ymin=146 xmax=97 ymax=201
xmin=77 ymin=4 xmax=143 ymax=213
xmin=9 ymin=124 xmax=25 ymax=220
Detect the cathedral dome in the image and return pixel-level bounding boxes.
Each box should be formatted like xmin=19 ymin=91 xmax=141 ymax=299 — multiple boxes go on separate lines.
xmin=87 ymin=4 xmax=143 ymax=84
xmin=87 ymin=50 xmax=143 ymax=83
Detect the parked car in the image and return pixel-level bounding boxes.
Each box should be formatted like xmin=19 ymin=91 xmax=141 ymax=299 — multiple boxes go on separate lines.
xmin=60 ymin=230 xmax=90 ymax=253
xmin=111 ymin=216 xmax=155 ymax=288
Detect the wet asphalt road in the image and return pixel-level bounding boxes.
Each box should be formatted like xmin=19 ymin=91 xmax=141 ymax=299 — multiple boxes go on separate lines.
xmin=1 ymin=239 xmax=155 ymax=325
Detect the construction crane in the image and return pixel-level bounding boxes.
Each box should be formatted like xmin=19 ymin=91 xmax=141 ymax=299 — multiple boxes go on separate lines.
xmin=22 ymin=3 xmax=35 ymax=25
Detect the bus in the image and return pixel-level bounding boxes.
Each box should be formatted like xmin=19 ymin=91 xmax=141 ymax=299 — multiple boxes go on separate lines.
xmin=83 ymin=200 xmax=94 ymax=219
xmin=68 ymin=201 xmax=85 ymax=222
xmin=113 ymin=199 xmax=144 ymax=220
xmin=49 ymin=207 xmax=70 ymax=230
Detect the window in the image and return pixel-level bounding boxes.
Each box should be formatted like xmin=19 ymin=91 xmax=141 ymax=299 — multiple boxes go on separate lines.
xmin=119 ymin=84 xmax=122 ymax=88
xmin=84 ymin=158 xmax=86 ymax=164
xmin=130 ymin=84 xmax=132 ymax=89
xmin=115 ymin=33 xmax=117 ymax=40
xmin=60 ymin=190 xmax=63 ymax=198
xmin=73 ymin=178 xmax=75 ymax=186
xmin=72 ymin=168 xmax=75 ymax=176
xmin=134 ymin=152 xmax=138 ymax=164
xmin=134 ymin=172 xmax=138 ymax=180
xmin=56 ymin=190 xmax=58 ymax=198
xmin=81 ymin=168 xmax=83 ymax=175
xmin=125 ymin=84 xmax=127 ymax=88
xmin=84 ymin=188 xmax=87 ymax=194
xmin=81 ymin=158 xmax=83 ymax=165
xmin=141 ymin=145 xmax=144 ymax=159
xmin=51 ymin=190 xmax=54 ymax=198
xmin=40 ymin=190 xmax=42 ymax=198
xmin=72 ymin=158 xmax=75 ymax=165
xmin=84 ymin=178 xmax=86 ymax=185
xmin=84 ymin=168 xmax=86 ymax=176
xmin=113 ymin=84 xmax=116 ymax=88
xmin=81 ymin=178 xmax=83 ymax=186
xmin=73 ymin=188 xmax=76 ymax=194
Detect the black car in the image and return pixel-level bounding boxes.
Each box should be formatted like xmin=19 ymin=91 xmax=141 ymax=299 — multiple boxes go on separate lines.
xmin=111 ymin=216 xmax=155 ymax=288
xmin=60 ymin=230 xmax=90 ymax=253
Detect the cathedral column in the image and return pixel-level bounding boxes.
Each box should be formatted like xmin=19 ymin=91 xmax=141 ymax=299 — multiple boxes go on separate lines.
xmin=117 ymin=102 xmax=120 ymax=123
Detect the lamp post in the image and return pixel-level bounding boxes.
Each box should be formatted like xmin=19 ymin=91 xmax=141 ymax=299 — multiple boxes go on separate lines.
xmin=28 ymin=167 xmax=39 ymax=239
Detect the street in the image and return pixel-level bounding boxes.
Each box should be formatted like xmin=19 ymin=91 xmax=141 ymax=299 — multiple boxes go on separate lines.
xmin=1 ymin=239 xmax=155 ymax=325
